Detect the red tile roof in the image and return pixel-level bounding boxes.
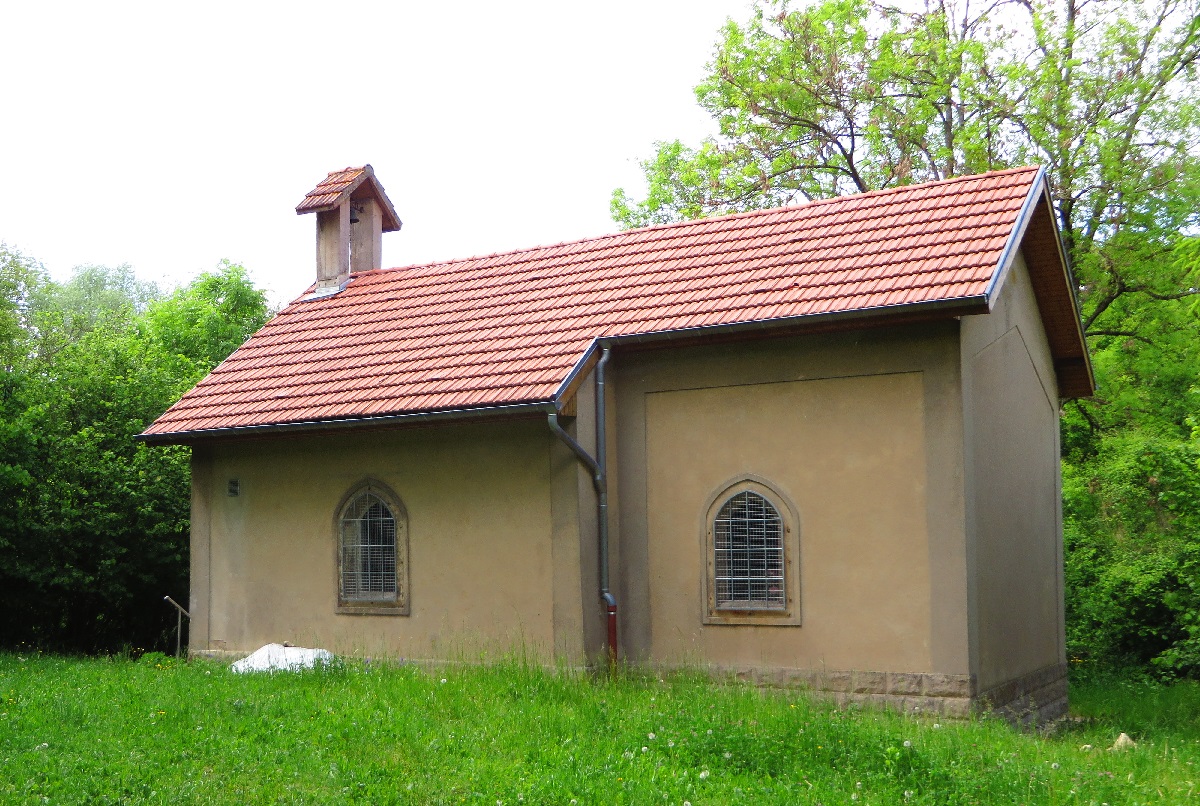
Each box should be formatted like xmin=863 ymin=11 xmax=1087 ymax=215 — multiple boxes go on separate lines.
xmin=143 ymin=166 xmax=1089 ymax=440
xmin=296 ymin=165 xmax=402 ymax=232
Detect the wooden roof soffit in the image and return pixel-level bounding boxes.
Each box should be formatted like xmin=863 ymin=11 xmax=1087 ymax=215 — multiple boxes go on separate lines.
xmin=989 ymin=173 xmax=1095 ymax=398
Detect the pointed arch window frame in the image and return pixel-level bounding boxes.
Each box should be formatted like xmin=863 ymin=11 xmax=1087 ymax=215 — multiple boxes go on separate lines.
xmin=702 ymin=477 xmax=802 ymax=626
xmin=334 ymin=480 xmax=410 ymax=616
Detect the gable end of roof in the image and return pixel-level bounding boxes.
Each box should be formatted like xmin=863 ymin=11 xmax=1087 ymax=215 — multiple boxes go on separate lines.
xmin=985 ymin=170 xmax=1094 ymax=397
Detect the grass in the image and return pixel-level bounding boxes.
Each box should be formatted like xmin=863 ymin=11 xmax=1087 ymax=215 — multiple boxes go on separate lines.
xmin=0 ymin=653 xmax=1197 ymax=804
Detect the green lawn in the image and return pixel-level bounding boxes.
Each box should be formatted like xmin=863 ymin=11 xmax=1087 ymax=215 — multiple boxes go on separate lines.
xmin=1 ymin=653 xmax=1197 ymax=804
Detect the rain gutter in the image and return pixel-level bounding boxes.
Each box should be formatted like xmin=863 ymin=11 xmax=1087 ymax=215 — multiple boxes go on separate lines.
xmin=553 ymin=295 xmax=988 ymax=404
xmin=135 ymin=401 xmax=556 ymax=446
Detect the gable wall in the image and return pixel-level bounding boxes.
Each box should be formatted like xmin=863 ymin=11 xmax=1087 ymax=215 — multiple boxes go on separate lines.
xmin=610 ymin=323 xmax=969 ymax=676
xmin=960 ymin=251 xmax=1066 ymax=697
xmin=189 ymin=419 xmax=579 ymax=661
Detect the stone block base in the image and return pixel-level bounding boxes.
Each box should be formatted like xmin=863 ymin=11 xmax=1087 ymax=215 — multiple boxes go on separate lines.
xmin=713 ymin=661 xmax=1068 ymax=727
xmin=977 ymin=662 xmax=1069 ymax=726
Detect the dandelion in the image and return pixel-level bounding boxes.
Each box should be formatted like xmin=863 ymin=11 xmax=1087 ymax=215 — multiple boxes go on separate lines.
xmin=904 ymin=791 xmax=914 ymax=799
xmin=642 ymin=746 xmax=649 ymax=753
xmin=699 ymin=770 xmax=710 ymax=780
xmin=932 ymin=723 xmax=941 ymax=729
xmin=440 ymin=678 xmax=447 ymax=684
xmin=706 ymin=729 xmax=712 ymax=735
xmin=1051 ymin=762 xmax=1060 ymax=770
xmin=856 ymin=782 xmax=863 ymax=789
xmin=903 ymin=740 xmax=912 ymax=747
xmin=648 ymin=732 xmax=656 ymax=740
xmin=668 ymin=740 xmax=675 ymax=748
xmin=723 ymin=751 xmax=732 ymax=759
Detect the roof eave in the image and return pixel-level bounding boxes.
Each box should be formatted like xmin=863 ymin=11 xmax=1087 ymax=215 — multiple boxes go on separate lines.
xmin=552 ymin=295 xmax=990 ymax=407
xmin=135 ymin=401 xmax=557 ymax=446
xmin=140 ymin=296 xmax=989 ymax=444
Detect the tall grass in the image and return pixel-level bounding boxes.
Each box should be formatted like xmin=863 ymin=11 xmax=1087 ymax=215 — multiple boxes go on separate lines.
xmin=1 ymin=652 xmax=1196 ymax=804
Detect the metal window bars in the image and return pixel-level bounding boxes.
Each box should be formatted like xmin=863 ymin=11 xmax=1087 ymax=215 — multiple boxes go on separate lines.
xmin=714 ymin=490 xmax=785 ymax=609
xmin=340 ymin=493 xmax=398 ymax=601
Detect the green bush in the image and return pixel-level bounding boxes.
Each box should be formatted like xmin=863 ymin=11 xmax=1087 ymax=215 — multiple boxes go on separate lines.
xmin=0 ymin=252 xmax=269 ymax=654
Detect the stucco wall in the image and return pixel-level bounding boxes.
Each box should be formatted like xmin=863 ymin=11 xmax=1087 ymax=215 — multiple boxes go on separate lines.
xmin=190 ymin=419 xmax=580 ymax=661
xmin=961 ymin=252 xmax=1065 ymax=692
xmin=612 ymin=325 xmax=970 ymax=675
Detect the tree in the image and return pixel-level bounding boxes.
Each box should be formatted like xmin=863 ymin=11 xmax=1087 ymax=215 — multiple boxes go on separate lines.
xmin=26 ymin=263 xmax=159 ymax=363
xmin=141 ymin=260 xmax=271 ymax=372
xmin=612 ymin=0 xmax=1200 ymax=322
xmin=0 ymin=260 xmax=269 ymax=653
xmin=612 ymin=0 xmax=1200 ymax=677
xmin=0 ymin=247 xmax=45 ymax=602
xmin=612 ymin=0 xmax=1012 ymax=223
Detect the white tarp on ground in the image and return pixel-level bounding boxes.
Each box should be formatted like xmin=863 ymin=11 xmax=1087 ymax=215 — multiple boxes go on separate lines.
xmin=230 ymin=643 xmax=335 ymax=673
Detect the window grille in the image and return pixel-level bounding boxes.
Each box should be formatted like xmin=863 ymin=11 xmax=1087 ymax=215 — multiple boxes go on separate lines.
xmin=713 ymin=490 xmax=785 ymax=609
xmin=340 ymin=492 xmax=397 ymax=602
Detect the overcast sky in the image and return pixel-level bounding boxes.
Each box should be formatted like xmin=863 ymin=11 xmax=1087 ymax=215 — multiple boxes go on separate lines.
xmin=1 ymin=1 xmax=751 ymax=305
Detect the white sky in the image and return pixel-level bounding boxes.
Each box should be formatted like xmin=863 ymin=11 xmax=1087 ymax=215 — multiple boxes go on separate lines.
xmin=1 ymin=0 xmax=751 ymax=305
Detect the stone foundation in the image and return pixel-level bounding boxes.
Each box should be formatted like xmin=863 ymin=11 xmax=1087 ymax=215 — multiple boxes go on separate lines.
xmin=976 ymin=662 xmax=1069 ymax=726
xmin=716 ymin=661 xmax=1068 ymax=726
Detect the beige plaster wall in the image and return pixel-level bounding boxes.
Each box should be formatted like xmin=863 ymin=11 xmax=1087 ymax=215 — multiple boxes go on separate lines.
xmin=961 ymin=252 xmax=1065 ymax=691
xmin=190 ymin=419 xmax=582 ymax=662
xmin=612 ymin=326 xmax=970 ymax=675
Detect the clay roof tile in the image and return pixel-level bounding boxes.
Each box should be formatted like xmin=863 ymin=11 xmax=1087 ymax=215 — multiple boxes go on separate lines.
xmin=143 ymin=166 xmax=1089 ymax=438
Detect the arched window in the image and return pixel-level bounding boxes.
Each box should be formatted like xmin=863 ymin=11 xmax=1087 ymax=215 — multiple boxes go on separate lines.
xmin=336 ymin=482 xmax=409 ymax=614
xmin=713 ymin=491 xmax=785 ymax=609
xmin=704 ymin=478 xmax=800 ymax=624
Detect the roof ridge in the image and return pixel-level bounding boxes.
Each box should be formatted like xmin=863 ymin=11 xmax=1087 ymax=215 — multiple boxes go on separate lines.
xmin=344 ymin=166 xmax=1041 ymax=286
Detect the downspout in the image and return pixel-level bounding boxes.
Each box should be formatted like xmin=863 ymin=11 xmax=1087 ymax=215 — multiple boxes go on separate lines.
xmin=547 ymin=345 xmax=616 ymax=663
xmin=594 ymin=347 xmax=616 ymax=662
